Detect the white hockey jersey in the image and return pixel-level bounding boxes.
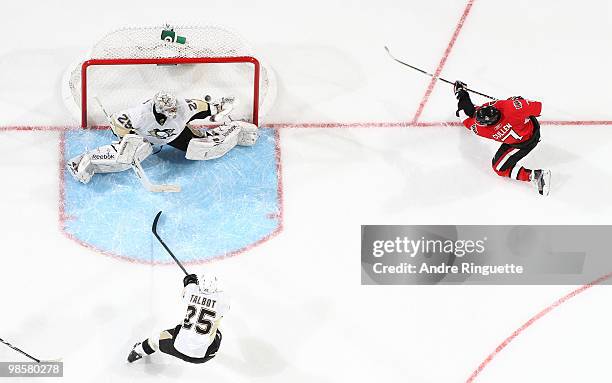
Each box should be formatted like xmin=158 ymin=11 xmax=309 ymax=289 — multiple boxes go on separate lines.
xmin=174 ymin=283 xmax=230 ymax=359
xmin=111 ymin=98 xmax=203 ymax=145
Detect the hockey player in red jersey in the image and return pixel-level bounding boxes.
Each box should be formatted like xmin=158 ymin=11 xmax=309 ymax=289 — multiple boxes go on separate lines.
xmin=454 ymin=81 xmax=551 ymax=196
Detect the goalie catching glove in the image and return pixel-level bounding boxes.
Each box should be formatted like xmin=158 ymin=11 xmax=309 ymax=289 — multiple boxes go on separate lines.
xmin=204 ymin=95 xmax=235 ymax=123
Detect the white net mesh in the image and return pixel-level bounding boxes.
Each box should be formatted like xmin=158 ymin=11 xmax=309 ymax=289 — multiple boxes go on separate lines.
xmin=65 ymin=25 xmax=276 ymax=126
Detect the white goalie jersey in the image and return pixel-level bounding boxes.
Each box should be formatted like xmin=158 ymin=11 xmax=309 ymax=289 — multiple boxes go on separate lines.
xmin=174 ymin=283 xmax=230 ymax=358
xmin=66 ymin=92 xmax=258 ymax=190
xmin=110 ymin=98 xmax=201 ymax=145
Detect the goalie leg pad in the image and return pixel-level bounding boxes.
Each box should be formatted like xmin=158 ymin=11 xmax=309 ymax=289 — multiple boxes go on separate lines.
xmin=185 ymin=123 xmax=240 ymax=160
xmin=66 ymin=141 xmax=152 ymax=184
xmin=116 ymin=134 xmax=151 ymax=164
xmin=233 ymin=121 xmax=259 ymax=146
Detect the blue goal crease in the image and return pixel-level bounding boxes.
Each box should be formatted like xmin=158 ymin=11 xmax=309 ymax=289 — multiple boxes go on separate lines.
xmin=62 ymin=128 xmax=281 ymax=263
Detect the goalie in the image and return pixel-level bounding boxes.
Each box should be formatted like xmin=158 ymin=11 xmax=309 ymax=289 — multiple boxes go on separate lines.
xmin=66 ymin=91 xmax=259 ymax=189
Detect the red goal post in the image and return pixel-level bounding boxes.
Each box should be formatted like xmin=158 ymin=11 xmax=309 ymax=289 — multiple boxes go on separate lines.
xmin=80 ymin=56 xmax=261 ymax=128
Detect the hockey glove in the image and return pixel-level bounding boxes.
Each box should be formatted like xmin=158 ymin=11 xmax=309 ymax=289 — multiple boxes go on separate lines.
xmin=183 ymin=273 xmax=198 ymax=287
xmin=454 ymin=81 xmax=467 ymax=98
xmin=454 ymin=82 xmax=476 ymax=118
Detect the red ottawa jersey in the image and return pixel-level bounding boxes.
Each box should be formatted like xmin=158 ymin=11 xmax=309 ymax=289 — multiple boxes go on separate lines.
xmin=459 ymin=98 xmax=542 ymax=145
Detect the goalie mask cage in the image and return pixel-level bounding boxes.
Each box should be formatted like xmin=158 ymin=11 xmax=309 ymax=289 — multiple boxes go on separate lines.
xmin=63 ymin=25 xmax=277 ymax=127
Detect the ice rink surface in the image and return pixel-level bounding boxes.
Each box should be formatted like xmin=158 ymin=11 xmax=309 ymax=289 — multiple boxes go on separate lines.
xmin=1 ymin=0 xmax=611 ymax=382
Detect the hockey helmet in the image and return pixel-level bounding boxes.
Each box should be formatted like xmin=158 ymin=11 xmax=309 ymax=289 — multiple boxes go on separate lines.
xmin=475 ymin=105 xmax=501 ymax=126
xmin=198 ymin=271 xmax=220 ymax=294
xmin=153 ymin=91 xmax=178 ymax=118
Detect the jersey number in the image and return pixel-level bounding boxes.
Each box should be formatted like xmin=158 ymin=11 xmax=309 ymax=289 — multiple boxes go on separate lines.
xmin=183 ymin=305 xmax=216 ymax=335
xmin=186 ymin=100 xmax=198 ymax=111
xmin=502 ymin=129 xmax=523 ymax=142
xmin=116 ymin=114 xmax=133 ymax=130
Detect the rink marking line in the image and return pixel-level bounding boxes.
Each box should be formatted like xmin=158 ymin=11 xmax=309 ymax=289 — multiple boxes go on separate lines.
xmin=56 ymin=129 xmax=284 ymax=265
xmin=465 ymin=272 xmax=612 ymax=383
xmin=266 ymin=120 xmax=612 ymax=128
xmin=2 ymin=120 xmax=612 ymax=132
xmin=410 ymin=0 xmax=476 ymax=124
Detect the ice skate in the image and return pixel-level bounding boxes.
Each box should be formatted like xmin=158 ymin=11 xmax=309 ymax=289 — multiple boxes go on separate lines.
xmin=127 ymin=343 xmax=143 ymax=363
xmin=530 ymin=169 xmax=551 ymax=196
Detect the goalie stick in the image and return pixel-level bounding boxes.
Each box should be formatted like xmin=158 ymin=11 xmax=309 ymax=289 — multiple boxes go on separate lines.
xmin=93 ymin=97 xmax=181 ymax=193
xmin=152 ymin=211 xmax=189 ymax=276
xmin=0 ymin=337 xmax=61 ymax=363
xmin=384 ymin=46 xmax=498 ymax=100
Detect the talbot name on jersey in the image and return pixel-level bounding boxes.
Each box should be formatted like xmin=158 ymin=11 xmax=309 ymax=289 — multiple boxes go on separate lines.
xmin=492 ymin=123 xmax=513 ymax=141
xmin=190 ymin=295 xmax=217 ymax=309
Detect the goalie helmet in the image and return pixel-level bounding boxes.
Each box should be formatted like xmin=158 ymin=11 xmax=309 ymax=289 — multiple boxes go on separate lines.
xmin=475 ymin=105 xmax=501 ymax=126
xmin=198 ymin=271 xmax=220 ymax=294
xmin=153 ymin=91 xmax=178 ymax=119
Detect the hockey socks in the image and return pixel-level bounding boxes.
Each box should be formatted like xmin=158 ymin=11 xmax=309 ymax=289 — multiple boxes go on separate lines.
xmin=515 ymin=167 xmax=532 ymax=182
xmin=492 ymin=165 xmax=532 ymax=182
xmin=140 ymin=339 xmax=156 ymax=356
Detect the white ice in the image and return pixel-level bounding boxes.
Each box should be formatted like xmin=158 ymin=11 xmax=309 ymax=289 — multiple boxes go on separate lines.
xmin=1 ymin=0 xmax=611 ymax=382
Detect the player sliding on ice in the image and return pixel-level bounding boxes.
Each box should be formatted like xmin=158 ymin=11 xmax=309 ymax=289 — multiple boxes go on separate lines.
xmin=453 ymin=81 xmax=551 ymax=196
xmin=128 ymin=272 xmax=230 ymax=364
xmin=66 ymin=92 xmax=259 ymax=191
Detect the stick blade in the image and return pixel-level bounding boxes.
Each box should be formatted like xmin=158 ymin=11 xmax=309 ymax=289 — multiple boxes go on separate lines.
xmin=150 ymin=184 xmax=181 ymax=193
xmin=384 ymin=45 xmax=394 ymax=58
xmin=152 ymin=211 xmax=163 ymax=234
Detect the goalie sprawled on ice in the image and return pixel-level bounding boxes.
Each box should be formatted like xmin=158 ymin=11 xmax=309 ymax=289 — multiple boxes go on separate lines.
xmin=66 ymin=91 xmax=259 ymax=190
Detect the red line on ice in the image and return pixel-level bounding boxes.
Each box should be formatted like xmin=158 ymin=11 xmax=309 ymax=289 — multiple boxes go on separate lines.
xmin=465 ymin=272 xmax=612 ymax=382
xmin=410 ymin=0 xmax=475 ymax=124
xmin=2 ymin=119 xmax=612 ymax=135
xmin=3 ymin=120 xmax=612 ymax=132
xmin=266 ymin=120 xmax=612 ymax=129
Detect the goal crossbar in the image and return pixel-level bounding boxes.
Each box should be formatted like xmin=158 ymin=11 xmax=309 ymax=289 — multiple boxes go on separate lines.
xmin=80 ymin=56 xmax=261 ymax=127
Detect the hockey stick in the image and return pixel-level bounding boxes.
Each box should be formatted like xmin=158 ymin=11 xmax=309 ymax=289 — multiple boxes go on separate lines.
xmin=384 ymin=46 xmax=498 ymax=100
xmin=93 ymin=97 xmax=181 ymax=193
xmin=0 ymin=337 xmax=61 ymax=363
xmin=131 ymin=159 xmax=180 ymax=193
xmin=152 ymin=211 xmax=189 ymax=276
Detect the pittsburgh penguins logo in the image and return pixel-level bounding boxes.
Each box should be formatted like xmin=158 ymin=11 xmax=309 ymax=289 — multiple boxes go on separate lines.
xmin=148 ymin=128 xmax=177 ymax=140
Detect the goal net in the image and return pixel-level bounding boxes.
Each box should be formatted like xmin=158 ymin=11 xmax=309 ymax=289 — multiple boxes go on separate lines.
xmin=63 ymin=24 xmax=277 ymax=127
